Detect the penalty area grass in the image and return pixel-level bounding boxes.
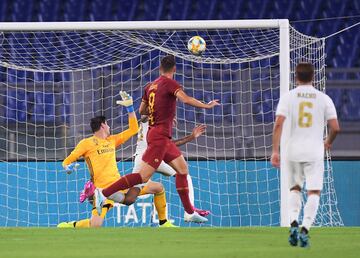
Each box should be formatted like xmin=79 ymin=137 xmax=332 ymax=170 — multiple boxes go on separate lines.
xmin=0 ymin=227 xmax=359 ymax=258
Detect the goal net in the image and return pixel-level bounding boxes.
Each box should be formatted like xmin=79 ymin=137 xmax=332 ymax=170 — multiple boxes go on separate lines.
xmin=0 ymin=20 xmax=343 ymax=227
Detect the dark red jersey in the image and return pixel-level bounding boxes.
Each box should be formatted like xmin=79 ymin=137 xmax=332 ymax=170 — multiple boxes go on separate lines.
xmin=142 ymin=75 xmax=181 ymax=138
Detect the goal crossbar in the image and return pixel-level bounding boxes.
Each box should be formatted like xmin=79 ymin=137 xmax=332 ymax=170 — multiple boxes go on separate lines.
xmin=0 ymin=19 xmax=289 ymax=31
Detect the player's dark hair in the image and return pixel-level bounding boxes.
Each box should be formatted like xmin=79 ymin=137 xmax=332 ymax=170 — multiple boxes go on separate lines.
xmin=90 ymin=116 xmax=106 ymax=133
xmin=296 ymin=63 xmax=314 ymax=83
xmin=160 ymin=55 xmax=176 ymax=73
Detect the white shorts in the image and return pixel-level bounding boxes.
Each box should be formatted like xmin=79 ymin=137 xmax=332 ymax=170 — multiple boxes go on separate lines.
xmin=132 ymin=154 xmax=177 ymax=188
xmin=132 ymin=153 xmax=176 ymax=177
xmin=286 ymin=160 xmax=324 ymax=191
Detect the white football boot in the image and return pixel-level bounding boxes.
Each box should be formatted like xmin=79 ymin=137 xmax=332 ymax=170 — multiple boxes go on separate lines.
xmin=94 ymin=188 xmax=106 ymax=215
xmin=184 ymin=211 xmax=208 ymax=223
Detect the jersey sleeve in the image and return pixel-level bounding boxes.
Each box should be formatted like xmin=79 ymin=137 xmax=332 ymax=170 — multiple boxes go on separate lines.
xmin=324 ymin=95 xmax=338 ymax=120
xmin=142 ymin=83 xmax=150 ymax=103
xmin=168 ymin=80 xmax=182 ymax=96
xmin=275 ymin=93 xmax=290 ymax=117
xmin=108 ymin=116 xmax=139 ymax=147
xmin=62 ymin=139 xmax=88 ymax=167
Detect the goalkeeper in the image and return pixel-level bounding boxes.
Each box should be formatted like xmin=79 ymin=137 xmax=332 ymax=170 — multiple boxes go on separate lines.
xmin=58 ymin=91 xmax=177 ymax=228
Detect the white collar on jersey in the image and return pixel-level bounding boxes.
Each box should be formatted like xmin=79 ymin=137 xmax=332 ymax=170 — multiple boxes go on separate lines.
xmin=297 ymin=84 xmax=313 ymax=87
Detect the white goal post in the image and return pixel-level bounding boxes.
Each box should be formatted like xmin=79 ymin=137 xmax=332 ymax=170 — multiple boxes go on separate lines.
xmin=0 ymin=20 xmax=342 ymax=227
xmin=0 ymin=20 xmax=288 ymax=31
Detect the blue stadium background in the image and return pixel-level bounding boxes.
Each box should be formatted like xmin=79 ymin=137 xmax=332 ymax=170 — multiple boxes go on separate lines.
xmin=0 ymin=0 xmax=359 ymax=123
xmin=0 ymin=0 xmax=359 ymax=226
xmin=0 ymin=0 xmax=359 ymax=68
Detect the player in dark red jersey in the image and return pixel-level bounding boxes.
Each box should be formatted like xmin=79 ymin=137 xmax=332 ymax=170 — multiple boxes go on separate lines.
xmin=95 ymin=55 xmax=220 ymax=223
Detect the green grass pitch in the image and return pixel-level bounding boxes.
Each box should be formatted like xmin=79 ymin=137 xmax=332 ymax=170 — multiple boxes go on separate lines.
xmin=0 ymin=227 xmax=359 ymax=258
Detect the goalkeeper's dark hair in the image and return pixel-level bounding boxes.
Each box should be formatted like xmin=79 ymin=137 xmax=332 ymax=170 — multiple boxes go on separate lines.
xmin=296 ymin=63 xmax=314 ymax=83
xmin=160 ymin=55 xmax=176 ymax=73
xmin=90 ymin=116 xmax=106 ymax=133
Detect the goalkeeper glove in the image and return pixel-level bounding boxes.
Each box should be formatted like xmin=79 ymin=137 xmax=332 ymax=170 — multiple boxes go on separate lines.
xmin=116 ymin=90 xmax=134 ymax=113
xmin=63 ymin=162 xmax=80 ymax=175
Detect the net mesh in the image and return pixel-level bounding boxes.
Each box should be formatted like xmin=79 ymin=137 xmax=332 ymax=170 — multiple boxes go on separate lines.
xmin=0 ymin=24 xmax=343 ymax=227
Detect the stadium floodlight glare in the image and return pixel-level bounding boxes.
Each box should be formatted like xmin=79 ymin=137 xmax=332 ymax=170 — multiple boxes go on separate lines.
xmin=0 ymin=20 xmax=342 ymax=227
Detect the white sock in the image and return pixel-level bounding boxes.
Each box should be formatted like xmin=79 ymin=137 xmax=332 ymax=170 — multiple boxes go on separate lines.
xmin=187 ymin=174 xmax=194 ymax=206
xmin=288 ymin=190 xmax=302 ymax=225
xmin=108 ymin=192 xmax=125 ymax=203
xmin=302 ymin=194 xmax=320 ymax=231
xmin=184 ymin=174 xmax=195 ymax=216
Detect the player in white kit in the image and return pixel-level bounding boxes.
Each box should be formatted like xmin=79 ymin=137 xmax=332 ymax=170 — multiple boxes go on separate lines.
xmin=133 ymin=115 xmax=210 ymax=218
xmin=271 ymin=63 xmax=340 ymax=248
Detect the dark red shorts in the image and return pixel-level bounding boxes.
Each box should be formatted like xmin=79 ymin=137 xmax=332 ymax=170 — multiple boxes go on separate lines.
xmin=141 ymin=126 xmax=182 ymax=169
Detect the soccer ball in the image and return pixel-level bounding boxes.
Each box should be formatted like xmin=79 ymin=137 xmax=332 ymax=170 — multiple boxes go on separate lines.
xmin=187 ymin=36 xmax=206 ymax=56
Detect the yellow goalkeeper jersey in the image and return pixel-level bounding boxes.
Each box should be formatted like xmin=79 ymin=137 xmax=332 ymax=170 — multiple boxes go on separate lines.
xmin=62 ymin=116 xmax=138 ymax=188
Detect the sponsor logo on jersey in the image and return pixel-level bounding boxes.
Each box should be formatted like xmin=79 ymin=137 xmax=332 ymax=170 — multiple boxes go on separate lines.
xmin=97 ymin=148 xmax=115 ymax=155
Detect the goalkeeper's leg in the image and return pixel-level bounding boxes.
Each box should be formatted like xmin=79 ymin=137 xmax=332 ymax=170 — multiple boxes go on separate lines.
xmin=141 ymin=181 xmax=178 ymax=227
xmin=94 ymin=163 xmax=154 ymax=214
xmin=57 ymin=201 xmax=113 ymax=228
xmin=96 ymin=140 xmax=165 ymax=210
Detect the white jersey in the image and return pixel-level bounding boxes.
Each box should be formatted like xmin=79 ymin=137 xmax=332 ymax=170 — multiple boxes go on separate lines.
xmin=134 ymin=121 xmax=149 ymax=156
xmin=276 ymin=85 xmax=337 ymax=162
xmin=133 ymin=120 xmax=176 ymax=177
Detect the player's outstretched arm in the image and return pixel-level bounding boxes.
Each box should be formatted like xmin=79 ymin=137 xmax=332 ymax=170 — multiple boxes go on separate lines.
xmin=175 ymin=89 xmax=220 ymax=109
xmin=173 ymin=124 xmax=206 ymax=146
xmin=112 ymin=91 xmax=139 ymax=146
xmin=63 ymin=162 xmax=80 ymax=175
xmin=62 ymin=140 xmax=87 ymax=174
xmin=271 ymin=115 xmax=286 ymax=168
xmin=116 ymin=91 xmax=135 ymax=115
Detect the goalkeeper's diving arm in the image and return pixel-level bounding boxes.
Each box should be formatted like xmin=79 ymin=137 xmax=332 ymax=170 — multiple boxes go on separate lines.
xmin=112 ymin=91 xmax=139 ymax=146
xmin=62 ymin=141 xmax=86 ymax=174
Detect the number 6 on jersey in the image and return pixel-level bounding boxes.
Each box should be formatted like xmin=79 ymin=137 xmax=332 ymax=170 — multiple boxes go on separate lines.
xmin=298 ymin=101 xmax=313 ymax=128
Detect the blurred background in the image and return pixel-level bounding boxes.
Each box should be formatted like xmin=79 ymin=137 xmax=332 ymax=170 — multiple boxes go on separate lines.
xmin=0 ymin=0 xmax=359 ymax=157
xmin=0 ymin=0 xmax=359 ymax=67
